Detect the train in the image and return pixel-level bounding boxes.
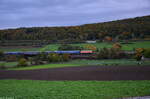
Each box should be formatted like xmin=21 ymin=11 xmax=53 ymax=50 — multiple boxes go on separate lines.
xmin=4 ymin=50 xmax=95 ymax=60
xmin=4 ymin=50 xmax=93 ymax=55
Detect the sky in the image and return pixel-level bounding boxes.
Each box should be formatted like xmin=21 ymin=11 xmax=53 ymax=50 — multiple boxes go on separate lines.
xmin=0 ymin=0 xmax=150 ymax=29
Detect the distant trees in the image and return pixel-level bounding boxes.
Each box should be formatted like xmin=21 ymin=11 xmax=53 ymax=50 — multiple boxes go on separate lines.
xmin=0 ymin=15 xmax=150 ymax=42
xmin=0 ymin=51 xmax=4 ymax=60
xmin=97 ymin=47 xmax=127 ymax=59
xmin=48 ymin=53 xmax=70 ymax=62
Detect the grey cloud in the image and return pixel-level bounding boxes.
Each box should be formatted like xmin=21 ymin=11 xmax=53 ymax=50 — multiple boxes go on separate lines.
xmin=0 ymin=0 xmax=150 ymax=29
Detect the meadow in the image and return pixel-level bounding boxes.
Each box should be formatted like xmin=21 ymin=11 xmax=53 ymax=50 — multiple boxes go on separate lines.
xmin=0 ymin=80 xmax=150 ymax=99
xmin=0 ymin=41 xmax=150 ymax=52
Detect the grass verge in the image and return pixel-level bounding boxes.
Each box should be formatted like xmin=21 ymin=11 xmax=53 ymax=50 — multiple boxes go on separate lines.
xmin=6 ymin=59 xmax=150 ymax=70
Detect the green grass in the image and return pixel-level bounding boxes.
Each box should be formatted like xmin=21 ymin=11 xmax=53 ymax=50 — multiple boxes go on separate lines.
xmin=121 ymin=41 xmax=150 ymax=51
xmin=1 ymin=41 xmax=150 ymax=52
xmin=0 ymin=80 xmax=150 ymax=99
xmin=40 ymin=41 xmax=150 ymax=51
xmin=7 ymin=59 xmax=150 ymax=70
xmin=40 ymin=44 xmax=60 ymax=51
xmin=10 ymin=63 xmax=80 ymax=70
xmin=0 ymin=62 xmax=17 ymax=68
xmin=0 ymin=47 xmax=39 ymax=52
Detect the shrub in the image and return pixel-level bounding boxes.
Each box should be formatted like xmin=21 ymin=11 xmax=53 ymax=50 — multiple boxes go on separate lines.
xmin=5 ymin=55 xmax=18 ymax=62
xmin=32 ymin=56 xmax=44 ymax=65
xmin=48 ymin=53 xmax=62 ymax=62
xmin=30 ymin=52 xmax=48 ymax=65
xmin=97 ymin=47 xmax=127 ymax=59
xmin=62 ymin=54 xmax=70 ymax=61
xmin=134 ymin=53 xmax=142 ymax=61
xmin=112 ymin=43 xmax=122 ymax=49
xmin=135 ymin=48 xmax=144 ymax=54
xmin=104 ymin=36 xmax=113 ymax=42
xmin=0 ymin=51 xmax=4 ymax=61
xmin=143 ymin=48 xmax=150 ymax=58
xmin=17 ymin=58 xmax=28 ymax=67
xmin=97 ymin=48 xmax=109 ymax=59
xmin=134 ymin=48 xmax=144 ymax=61
xmin=0 ymin=63 xmax=6 ymax=69
xmin=84 ymin=44 xmax=97 ymax=51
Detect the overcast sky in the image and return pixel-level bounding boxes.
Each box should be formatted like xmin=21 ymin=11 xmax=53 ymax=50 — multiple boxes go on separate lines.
xmin=0 ymin=0 xmax=150 ymax=29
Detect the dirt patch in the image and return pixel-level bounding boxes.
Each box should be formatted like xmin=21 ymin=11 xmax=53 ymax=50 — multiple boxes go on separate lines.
xmin=0 ymin=65 xmax=150 ymax=81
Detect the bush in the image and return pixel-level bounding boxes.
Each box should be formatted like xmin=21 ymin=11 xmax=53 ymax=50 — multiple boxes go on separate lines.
xmin=97 ymin=48 xmax=109 ymax=59
xmin=143 ymin=48 xmax=150 ymax=58
xmin=62 ymin=54 xmax=70 ymax=61
xmin=112 ymin=43 xmax=122 ymax=49
xmin=30 ymin=52 xmax=48 ymax=65
xmin=48 ymin=53 xmax=62 ymax=62
xmin=84 ymin=44 xmax=97 ymax=51
xmin=17 ymin=58 xmax=28 ymax=67
xmin=134 ymin=48 xmax=144 ymax=61
xmin=0 ymin=51 xmax=4 ymax=61
xmin=134 ymin=53 xmax=142 ymax=61
xmin=0 ymin=63 xmax=6 ymax=69
xmin=5 ymin=55 xmax=18 ymax=62
xmin=97 ymin=48 xmax=127 ymax=59
xmin=104 ymin=36 xmax=113 ymax=42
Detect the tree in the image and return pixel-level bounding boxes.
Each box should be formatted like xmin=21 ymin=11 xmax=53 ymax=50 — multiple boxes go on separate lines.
xmin=104 ymin=36 xmax=113 ymax=42
xmin=143 ymin=48 xmax=150 ymax=58
xmin=0 ymin=51 xmax=4 ymax=60
xmin=84 ymin=44 xmax=97 ymax=51
xmin=62 ymin=54 xmax=70 ymax=61
xmin=112 ymin=43 xmax=122 ymax=49
xmin=97 ymin=47 xmax=126 ymax=59
xmin=134 ymin=48 xmax=144 ymax=61
xmin=48 ymin=53 xmax=62 ymax=62
xmin=17 ymin=58 xmax=28 ymax=67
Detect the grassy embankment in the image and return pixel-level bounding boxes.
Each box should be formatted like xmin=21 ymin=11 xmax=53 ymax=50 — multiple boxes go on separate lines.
xmin=1 ymin=59 xmax=149 ymax=70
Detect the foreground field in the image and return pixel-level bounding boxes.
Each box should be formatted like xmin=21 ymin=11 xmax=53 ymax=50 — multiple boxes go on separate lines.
xmin=0 ymin=41 xmax=150 ymax=52
xmin=0 ymin=80 xmax=150 ymax=99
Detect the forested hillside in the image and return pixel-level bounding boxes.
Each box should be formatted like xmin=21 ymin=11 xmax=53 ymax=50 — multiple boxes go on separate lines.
xmin=0 ymin=15 xmax=150 ymax=43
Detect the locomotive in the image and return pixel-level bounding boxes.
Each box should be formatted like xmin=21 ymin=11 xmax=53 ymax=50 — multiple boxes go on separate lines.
xmin=4 ymin=50 xmax=95 ymax=59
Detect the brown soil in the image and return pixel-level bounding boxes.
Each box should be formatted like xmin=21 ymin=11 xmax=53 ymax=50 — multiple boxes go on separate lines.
xmin=0 ymin=65 xmax=150 ymax=81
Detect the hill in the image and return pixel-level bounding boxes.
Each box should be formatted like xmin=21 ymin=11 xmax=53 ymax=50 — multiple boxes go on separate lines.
xmin=0 ymin=15 xmax=150 ymax=43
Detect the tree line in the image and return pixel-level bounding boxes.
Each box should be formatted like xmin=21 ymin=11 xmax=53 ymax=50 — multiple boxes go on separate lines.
xmin=0 ymin=15 xmax=150 ymax=43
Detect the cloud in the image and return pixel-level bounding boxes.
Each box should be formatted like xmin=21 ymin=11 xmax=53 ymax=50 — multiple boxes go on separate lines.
xmin=0 ymin=0 xmax=150 ymax=29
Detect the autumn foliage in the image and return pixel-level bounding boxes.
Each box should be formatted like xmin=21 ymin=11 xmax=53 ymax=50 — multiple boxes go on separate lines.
xmin=84 ymin=44 xmax=97 ymax=51
xmin=134 ymin=48 xmax=144 ymax=61
xmin=112 ymin=43 xmax=122 ymax=49
xmin=105 ymin=36 xmax=113 ymax=42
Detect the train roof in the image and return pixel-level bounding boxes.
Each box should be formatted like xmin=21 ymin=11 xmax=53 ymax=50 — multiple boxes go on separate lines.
xmin=4 ymin=51 xmax=81 ymax=55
